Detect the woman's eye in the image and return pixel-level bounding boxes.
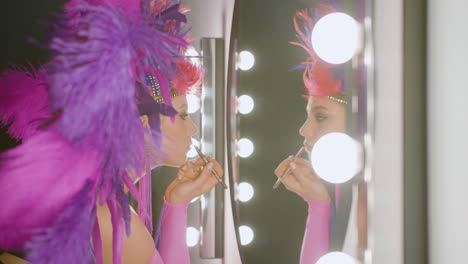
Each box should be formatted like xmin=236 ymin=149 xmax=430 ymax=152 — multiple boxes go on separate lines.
xmin=314 ymin=113 xmax=327 ymax=122
xmin=180 ymin=113 xmax=189 ymax=120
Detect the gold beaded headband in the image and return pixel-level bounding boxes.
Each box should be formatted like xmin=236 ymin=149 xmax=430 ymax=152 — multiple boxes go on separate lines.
xmin=325 ymin=95 xmax=348 ymax=105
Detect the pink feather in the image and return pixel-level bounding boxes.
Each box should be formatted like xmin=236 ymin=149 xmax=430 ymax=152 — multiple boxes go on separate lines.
xmin=0 ymin=67 xmax=51 ymax=140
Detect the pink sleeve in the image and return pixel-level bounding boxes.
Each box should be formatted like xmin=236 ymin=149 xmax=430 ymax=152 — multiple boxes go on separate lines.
xmin=300 ymin=198 xmax=331 ymax=264
xmin=156 ymin=198 xmax=190 ymax=264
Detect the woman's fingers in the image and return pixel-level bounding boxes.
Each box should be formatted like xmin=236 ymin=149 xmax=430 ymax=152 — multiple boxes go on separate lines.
xmin=193 ymin=162 xmax=214 ymax=186
xmin=189 ymin=157 xmax=205 ymax=167
xmin=207 ymin=156 xmax=224 ymax=175
xmin=290 ymin=158 xmax=319 ymax=182
xmin=140 ymin=115 xmax=150 ymax=128
xmin=274 ymin=156 xmax=294 ymax=178
xmin=280 ymin=171 xmax=301 ymax=192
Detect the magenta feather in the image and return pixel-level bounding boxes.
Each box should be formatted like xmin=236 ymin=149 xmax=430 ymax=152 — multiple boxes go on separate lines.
xmin=0 ymin=129 xmax=100 ymax=251
xmin=108 ymin=199 xmax=124 ymax=264
xmin=92 ymin=219 xmax=104 ymax=264
xmin=137 ymin=155 xmax=154 ymax=233
xmin=0 ymin=66 xmax=50 ymax=140
xmin=25 ymin=181 xmax=97 ymax=264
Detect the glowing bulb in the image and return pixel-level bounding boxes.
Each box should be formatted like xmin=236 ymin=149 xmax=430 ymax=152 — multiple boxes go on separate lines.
xmin=185 ymin=47 xmax=201 ymax=65
xmin=238 ymin=182 xmax=254 ymax=202
xmin=238 ymin=51 xmax=255 ymax=71
xmin=316 ymin=252 xmax=356 ymax=264
xmin=311 ymin=12 xmax=361 ymax=64
xmin=237 ymin=95 xmax=255 ymax=114
xmin=187 ymin=138 xmax=201 ymax=158
xmin=237 ymin=138 xmax=254 ymax=158
xmin=187 ymin=94 xmax=200 ymax=114
xmin=200 ymin=194 xmax=207 ymax=210
xmin=311 ymin=133 xmax=362 ymax=184
xmin=239 ymin=225 xmax=254 ymax=245
xmin=186 ymin=227 xmax=200 ymax=247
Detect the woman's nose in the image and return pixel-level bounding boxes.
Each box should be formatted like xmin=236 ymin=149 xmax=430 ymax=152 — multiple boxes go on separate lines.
xmin=187 ymin=119 xmax=198 ymax=136
xmin=299 ymin=121 xmax=309 ymax=137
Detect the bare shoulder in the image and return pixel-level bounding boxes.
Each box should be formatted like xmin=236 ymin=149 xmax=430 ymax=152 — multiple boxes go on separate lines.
xmin=96 ymin=204 xmax=156 ymax=264
xmin=0 ymin=253 xmax=28 ymax=264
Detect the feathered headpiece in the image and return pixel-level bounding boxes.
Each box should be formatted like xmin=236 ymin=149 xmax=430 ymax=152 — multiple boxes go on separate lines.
xmin=0 ymin=1 xmax=201 ymax=264
xmin=0 ymin=66 xmax=50 ymax=140
xmin=290 ymin=3 xmax=347 ymax=102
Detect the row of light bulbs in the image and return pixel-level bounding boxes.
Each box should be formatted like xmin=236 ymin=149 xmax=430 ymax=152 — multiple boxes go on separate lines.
xmin=184 ymin=48 xmax=258 ymax=247
xmin=235 ymin=50 xmax=257 ymax=246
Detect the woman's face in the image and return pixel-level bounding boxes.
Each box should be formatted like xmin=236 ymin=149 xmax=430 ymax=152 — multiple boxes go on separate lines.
xmin=160 ymin=95 xmax=197 ymax=167
xmin=299 ymin=97 xmax=346 ymax=156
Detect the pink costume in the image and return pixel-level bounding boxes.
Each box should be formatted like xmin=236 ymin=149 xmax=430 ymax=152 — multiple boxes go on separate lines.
xmin=301 ymin=199 xmax=331 ymax=264
xmin=150 ymin=200 xmax=190 ymax=264
xmin=290 ymin=2 xmax=347 ymax=263
xmin=0 ymin=0 xmax=202 ymax=264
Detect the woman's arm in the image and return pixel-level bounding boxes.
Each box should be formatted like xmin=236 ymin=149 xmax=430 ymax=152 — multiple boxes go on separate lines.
xmin=0 ymin=253 xmax=28 ymax=264
xmin=156 ymin=199 xmax=190 ymax=263
xmin=300 ymin=198 xmax=331 ymax=264
xmin=275 ymin=157 xmax=331 ymax=263
xmin=157 ymin=158 xmax=221 ymax=264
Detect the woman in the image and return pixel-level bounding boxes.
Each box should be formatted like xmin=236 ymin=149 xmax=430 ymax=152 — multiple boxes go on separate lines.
xmin=0 ymin=1 xmax=222 ymax=264
xmin=274 ymin=4 xmax=347 ymax=264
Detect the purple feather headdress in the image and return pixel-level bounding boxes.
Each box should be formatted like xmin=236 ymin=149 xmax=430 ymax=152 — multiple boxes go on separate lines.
xmin=11 ymin=1 xmax=189 ymax=264
xmin=0 ymin=1 xmax=196 ymax=263
xmin=47 ymin=1 xmax=187 ymax=200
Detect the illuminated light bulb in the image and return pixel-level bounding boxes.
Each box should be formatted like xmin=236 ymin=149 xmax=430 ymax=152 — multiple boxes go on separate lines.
xmin=185 ymin=47 xmax=201 ymax=65
xmin=239 ymin=225 xmax=254 ymax=245
xmin=238 ymin=182 xmax=254 ymax=202
xmin=238 ymin=51 xmax=255 ymax=71
xmin=311 ymin=133 xmax=362 ymax=184
xmin=237 ymin=95 xmax=255 ymax=114
xmin=186 ymin=227 xmax=200 ymax=247
xmin=237 ymin=138 xmax=254 ymax=158
xmin=311 ymin=12 xmax=361 ymax=64
xmin=200 ymin=194 xmax=207 ymax=210
xmin=187 ymin=94 xmax=200 ymax=114
xmin=316 ymin=252 xmax=357 ymax=264
xmin=187 ymin=138 xmax=201 ymax=158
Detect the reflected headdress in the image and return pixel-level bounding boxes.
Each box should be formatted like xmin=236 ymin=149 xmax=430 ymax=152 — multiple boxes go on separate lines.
xmin=290 ymin=3 xmax=347 ymax=104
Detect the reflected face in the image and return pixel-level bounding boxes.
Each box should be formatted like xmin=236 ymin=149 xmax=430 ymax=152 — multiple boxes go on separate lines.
xmin=160 ymin=95 xmax=198 ymax=167
xmin=299 ymin=97 xmax=346 ymax=155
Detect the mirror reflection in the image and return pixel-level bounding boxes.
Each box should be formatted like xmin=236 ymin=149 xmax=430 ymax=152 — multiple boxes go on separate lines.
xmin=232 ymin=0 xmax=370 ymax=263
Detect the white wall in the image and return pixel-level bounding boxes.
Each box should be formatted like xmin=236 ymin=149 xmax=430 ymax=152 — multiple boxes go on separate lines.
xmin=371 ymin=0 xmax=404 ymax=263
xmin=427 ymin=1 xmax=468 ymax=263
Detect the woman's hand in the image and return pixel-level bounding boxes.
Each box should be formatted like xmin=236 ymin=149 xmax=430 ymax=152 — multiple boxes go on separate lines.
xmin=140 ymin=115 xmax=150 ymax=128
xmin=274 ymin=156 xmax=330 ymax=202
xmin=165 ymin=156 xmax=223 ymax=204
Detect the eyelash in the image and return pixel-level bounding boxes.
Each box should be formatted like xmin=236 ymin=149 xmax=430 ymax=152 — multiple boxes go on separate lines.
xmin=314 ymin=113 xmax=327 ymax=122
xmin=179 ymin=113 xmax=189 ymax=120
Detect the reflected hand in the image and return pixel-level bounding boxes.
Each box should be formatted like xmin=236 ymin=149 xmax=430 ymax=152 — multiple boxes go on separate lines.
xmin=274 ymin=157 xmax=330 ymax=202
xmin=165 ymin=156 xmax=223 ymax=204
